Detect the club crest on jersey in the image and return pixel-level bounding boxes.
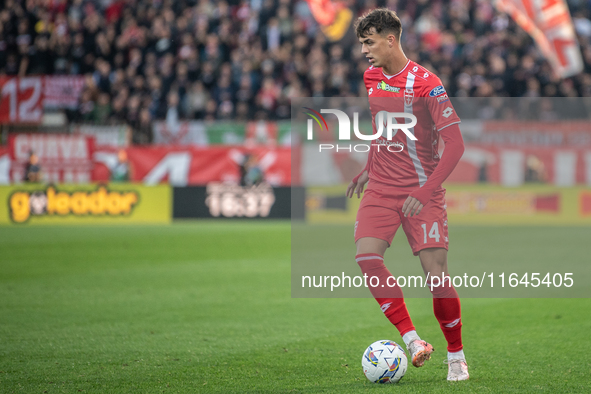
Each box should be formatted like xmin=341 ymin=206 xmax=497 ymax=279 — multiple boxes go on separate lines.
xmin=377 ymin=81 xmax=400 ymax=93
xmin=404 ymin=89 xmax=414 ymax=106
xmin=429 ymin=85 xmax=446 ymax=97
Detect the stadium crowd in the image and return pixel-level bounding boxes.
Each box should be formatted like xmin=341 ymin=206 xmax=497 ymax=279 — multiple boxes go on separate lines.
xmin=1 ymin=0 xmax=591 ymax=143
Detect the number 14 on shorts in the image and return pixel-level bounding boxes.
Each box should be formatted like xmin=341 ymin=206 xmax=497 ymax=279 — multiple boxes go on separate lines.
xmin=421 ymin=222 xmax=440 ymax=244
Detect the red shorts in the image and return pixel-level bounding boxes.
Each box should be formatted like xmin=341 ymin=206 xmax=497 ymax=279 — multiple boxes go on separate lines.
xmin=354 ymin=184 xmax=449 ymax=256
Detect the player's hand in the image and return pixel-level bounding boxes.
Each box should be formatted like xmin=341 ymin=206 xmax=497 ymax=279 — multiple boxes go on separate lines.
xmin=346 ymin=171 xmax=369 ymax=198
xmin=402 ymin=196 xmax=424 ymax=217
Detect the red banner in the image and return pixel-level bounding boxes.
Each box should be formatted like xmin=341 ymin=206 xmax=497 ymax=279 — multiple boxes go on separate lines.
xmin=0 ymin=77 xmax=44 ymax=124
xmin=477 ymin=120 xmax=591 ymax=146
xmin=9 ymin=134 xmax=95 ymax=183
xmin=447 ymin=145 xmax=591 ymax=186
xmin=302 ymin=143 xmax=591 ymax=187
xmin=494 ymin=0 xmax=583 ymax=78
xmin=93 ymin=146 xmax=294 ymax=186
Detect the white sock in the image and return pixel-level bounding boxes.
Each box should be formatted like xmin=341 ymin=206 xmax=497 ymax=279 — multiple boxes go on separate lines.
xmin=448 ymin=350 xmax=465 ymax=360
xmin=402 ymin=330 xmax=421 ymax=348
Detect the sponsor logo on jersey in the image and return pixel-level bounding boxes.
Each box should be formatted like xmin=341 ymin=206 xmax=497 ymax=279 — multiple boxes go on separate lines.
xmin=404 ymin=89 xmax=414 ymax=106
xmin=442 ymin=107 xmax=454 ymax=118
xmin=374 ymin=138 xmax=404 ymax=152
xmin=377 ymin=81 xmax=401 ymax=93
xmin=437 ymin=93 xmax=449 ymax=103
xmin=368 ymin=88 xmax=373 ymax=95
xmin=429 ymin=85 xmax=446 ymax=97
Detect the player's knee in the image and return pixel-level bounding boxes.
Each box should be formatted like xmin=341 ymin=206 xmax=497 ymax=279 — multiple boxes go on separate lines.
xmin=355 ymin=237 xmax=389 ymax=255
xmin=428 ymin=278 xmax=458 ymax=298
xmin=355 ymin=254 xmax=387 ymax=278
xmin=419 ymin=248 xmax=447 ymax=277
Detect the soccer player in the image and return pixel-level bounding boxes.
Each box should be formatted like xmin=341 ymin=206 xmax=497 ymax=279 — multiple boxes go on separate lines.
xmin=346 ymin=8 xmax=469 ymax=381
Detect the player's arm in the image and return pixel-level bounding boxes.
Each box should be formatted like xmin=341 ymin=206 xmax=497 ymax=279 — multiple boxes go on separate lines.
xmin=402 ymin=123 xmax=464 ymax=216
xmin=346 ymin=144 xmax=374 ymax=198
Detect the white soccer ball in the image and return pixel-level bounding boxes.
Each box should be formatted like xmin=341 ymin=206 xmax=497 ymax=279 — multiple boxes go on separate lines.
xmin=362 ymin=340 xmax=408 ymax=383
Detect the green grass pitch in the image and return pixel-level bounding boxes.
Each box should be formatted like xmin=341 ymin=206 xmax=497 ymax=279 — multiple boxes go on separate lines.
xmin=1 ymin=222 xmax=590 ymax=393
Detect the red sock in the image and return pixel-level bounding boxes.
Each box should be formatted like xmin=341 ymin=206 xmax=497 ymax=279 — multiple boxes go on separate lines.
xmin=428 ymin=277 xmax=463 ymax=352
xmin=356 ymin=253 xmax=415 ymax=336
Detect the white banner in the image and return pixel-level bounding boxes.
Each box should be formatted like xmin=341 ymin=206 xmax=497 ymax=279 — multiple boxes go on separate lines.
xmin=71 ymin=124 xmax=130 ymax=147
xmin=152 ymin=120 xmax=209 ymax=145
xmin=43 ymin=76 xmax=85 ymax=109
xmin=495 ymin=0 xmax=583 ymax=78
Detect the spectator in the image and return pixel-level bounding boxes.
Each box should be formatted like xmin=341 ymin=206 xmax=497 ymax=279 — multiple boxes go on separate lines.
xmin=0 ymin=0 xmax=590 ymax=131
xmin=133 ymin=108 xmax=154 ymax=145
xmin=24 ymin=152 xmax=41 ymax=183
xmin=187 ymin=81 xmax=210 ymax=119
xmin=92 ymin=92 xmax=111 ymax=124
xmin=110 ymin=149 xmax=131 ymax=182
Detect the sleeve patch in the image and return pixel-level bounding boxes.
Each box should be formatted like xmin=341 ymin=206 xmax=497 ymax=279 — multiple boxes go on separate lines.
xmin=429 ymin=85 xmax=446 ymax=97
xmin=437 ymin=93 xmax=449 ymax=103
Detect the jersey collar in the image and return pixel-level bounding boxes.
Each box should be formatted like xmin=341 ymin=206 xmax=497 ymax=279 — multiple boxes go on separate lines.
xmin=382 ymin=59 xmax=411 ymax=79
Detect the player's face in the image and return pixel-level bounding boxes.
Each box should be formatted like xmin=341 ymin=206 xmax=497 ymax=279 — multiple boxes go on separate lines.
xmin=359 ymin=31 xmax=393 ymax=68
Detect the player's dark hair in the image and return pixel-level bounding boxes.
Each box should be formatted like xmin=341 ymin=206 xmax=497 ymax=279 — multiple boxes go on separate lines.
xmin=355 ymin=8 xmax=402 ymax=41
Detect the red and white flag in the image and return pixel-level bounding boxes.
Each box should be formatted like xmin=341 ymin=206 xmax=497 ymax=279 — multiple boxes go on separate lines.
xmin=495 ymin=0 xmax=583 ymax=78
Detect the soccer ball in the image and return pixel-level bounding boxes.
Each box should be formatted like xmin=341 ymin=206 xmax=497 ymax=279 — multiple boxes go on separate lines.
xmin=362 ymin=340 xmax=408 ymax=383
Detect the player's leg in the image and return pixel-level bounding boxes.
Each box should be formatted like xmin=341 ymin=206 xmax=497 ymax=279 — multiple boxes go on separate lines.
xmin=419 ymin=248 xmax=468 ymax=381
xmin=355 ymin=188 xmax=431 ymax=367
xmin=356 ymin=236 xmax=414 ymax=336
xmin=402 ymin=188 xmax=468 ymax=380
xmin=418 ymin=248 xmax=463 ymax=354
xmin=355 ymin=236 xmax=431 ymax=367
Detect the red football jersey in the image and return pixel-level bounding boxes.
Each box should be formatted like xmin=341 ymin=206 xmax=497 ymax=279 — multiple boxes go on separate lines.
xmin=363 ymin=59 xmax=461 ymax=189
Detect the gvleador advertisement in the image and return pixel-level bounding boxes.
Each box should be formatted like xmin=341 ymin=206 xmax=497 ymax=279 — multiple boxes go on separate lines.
xmin=0 ymin=183 xmax=171 ymax=225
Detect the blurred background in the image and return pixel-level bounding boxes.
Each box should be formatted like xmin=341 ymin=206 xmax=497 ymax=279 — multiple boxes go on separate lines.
xmin=0 ymin=0 xmax=590 ymax=221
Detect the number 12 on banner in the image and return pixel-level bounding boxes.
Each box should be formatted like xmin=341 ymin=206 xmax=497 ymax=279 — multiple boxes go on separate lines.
xmin=0 ymin=77 xmax=44 ymax=124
